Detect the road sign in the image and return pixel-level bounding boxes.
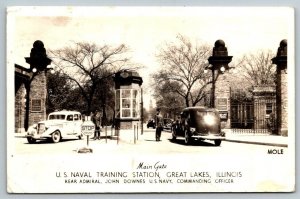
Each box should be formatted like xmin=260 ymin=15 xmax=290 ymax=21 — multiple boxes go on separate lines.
xmin=81 ymin=120 xmax=95 ymax=136
xmin=78 ymin=117 xmax=94 ymax=153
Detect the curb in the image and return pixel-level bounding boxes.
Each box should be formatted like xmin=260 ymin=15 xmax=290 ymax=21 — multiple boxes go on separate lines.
xmin=224 ymin=139 xmax=288 ymax=148
xmin=14 ymin=134 xmax=288 ymax=147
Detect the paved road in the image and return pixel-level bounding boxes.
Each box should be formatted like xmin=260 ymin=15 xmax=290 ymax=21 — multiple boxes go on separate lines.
xmin=12 ymin=128 xmax=286 ymax=156
xmin=9 ymin=128 xmax=292 ymax=194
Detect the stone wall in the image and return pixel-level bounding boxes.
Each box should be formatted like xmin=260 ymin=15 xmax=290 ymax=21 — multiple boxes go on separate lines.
xmin=15 ymin=84 xmax=26 ymax=133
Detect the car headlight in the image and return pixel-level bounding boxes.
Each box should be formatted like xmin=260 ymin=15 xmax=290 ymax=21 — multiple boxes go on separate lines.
xmin=190 ymin=127 xmax=196 ymax=132
xmin=204 ymin=115 xmax=215 ymax=126
xmin=32 ymin=124 xmax=37 ymax=129
xmin=27 ymin=125 xmax=37 ymax=135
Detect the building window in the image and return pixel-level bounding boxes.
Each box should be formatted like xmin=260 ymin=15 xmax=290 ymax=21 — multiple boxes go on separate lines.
xmin=116 ymin=89 xmax=140 ymax=118
xmin=31 ymin=99 xmax=42 ymax=112
xmin=266 ymin=103 xmax=273 ymax=115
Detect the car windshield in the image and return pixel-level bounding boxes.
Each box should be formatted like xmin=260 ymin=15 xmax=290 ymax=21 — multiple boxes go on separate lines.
xmin=49 ymin=114 xmax=66 ymax=120
xmin=195 ymin=111 xmax=216 ymax=117
xmin=188 ymin=110 xmax=218 ymax=123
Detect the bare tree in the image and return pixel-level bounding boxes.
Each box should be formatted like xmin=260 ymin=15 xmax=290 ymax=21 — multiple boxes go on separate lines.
xmin=153 ymin=35 xmax=211 ymax=107
xmin=49 ymin=42 xmax=135 ymax=114
xmin=153 ymin=80 xmax=185 ymax=118
xmin=237 ymin=50 xmax=276 ymax=86
xmin=47 ymin=70 xmax=78 ymax=113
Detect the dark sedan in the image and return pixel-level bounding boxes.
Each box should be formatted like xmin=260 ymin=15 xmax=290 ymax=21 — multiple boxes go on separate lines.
xmin=172 ymin=106 xmax=225 ymax=146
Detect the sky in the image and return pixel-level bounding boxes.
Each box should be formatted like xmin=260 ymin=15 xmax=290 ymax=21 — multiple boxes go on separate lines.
xmin=8 ymin=6 xmax=294 ymax=109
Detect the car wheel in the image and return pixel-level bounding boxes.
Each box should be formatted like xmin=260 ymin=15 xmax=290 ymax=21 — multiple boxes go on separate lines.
xmin=27 ymin=137 xmax=36 ymax=144
xmin=214 ymin=140 xmax=222 ymax=146
xmin=185 ymin=129 xmax=191 ymax=145
xmin=51 ymin=130 xmax=61 ymax=143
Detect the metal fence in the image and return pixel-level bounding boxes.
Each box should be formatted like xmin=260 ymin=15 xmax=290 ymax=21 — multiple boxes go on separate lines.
xmin=231 ymin=97 xmax=277 ymax=134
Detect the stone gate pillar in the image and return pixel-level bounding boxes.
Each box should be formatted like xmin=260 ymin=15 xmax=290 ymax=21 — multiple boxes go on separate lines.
xmin=27 ymin=71 xmax=48 ymax=126
xmin=207 ymin=40 xmax=233 ymax=129
xmin=24 ymin=40 xmax=51 ymax=130
xmin=272 ymin=40 xmax=288 ymax=136
xmin=253 ymin=86 xmax=276 ymax=132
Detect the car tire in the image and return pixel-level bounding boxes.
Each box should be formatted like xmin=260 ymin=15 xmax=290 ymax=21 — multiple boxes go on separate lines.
xmin=51 ymin=130 xmax=61 ymax=143
xmin=27 ymin=137 xmax=36 ymax=144
xmin=184 ymin=129 xmax=191 ymax=145
xmin=214 ymin=140 xmax=222 ymax=146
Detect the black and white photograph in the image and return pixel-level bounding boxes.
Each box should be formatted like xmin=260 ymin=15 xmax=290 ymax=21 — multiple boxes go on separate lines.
xmin=7 ymin=6 xmax=295 ymax=193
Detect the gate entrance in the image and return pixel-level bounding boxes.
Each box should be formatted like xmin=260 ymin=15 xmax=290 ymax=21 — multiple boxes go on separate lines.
xmin=231 ymin=102 xmax=254 ymax=129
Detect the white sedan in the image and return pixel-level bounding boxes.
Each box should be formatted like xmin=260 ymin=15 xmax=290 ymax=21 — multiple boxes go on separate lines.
xmin=26 ymin=110 xmax=83 ymax=143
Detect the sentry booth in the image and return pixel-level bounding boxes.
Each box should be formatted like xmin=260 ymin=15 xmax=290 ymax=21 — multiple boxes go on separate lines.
xmin=114 ymin=70 xmax=143 ymax=131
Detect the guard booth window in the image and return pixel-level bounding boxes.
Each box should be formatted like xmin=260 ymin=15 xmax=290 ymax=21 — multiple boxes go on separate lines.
xmin=115 ymin=89 xmax=140 ymax=118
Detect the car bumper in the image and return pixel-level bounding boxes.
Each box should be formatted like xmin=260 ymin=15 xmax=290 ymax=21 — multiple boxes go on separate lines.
xmin=26 ymin=134 xmax=51 ymax=140
xmin=191 ymin=134 xmax=225 ymax=140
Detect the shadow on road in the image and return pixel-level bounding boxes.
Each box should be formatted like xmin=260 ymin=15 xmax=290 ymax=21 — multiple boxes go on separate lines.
xmin=23 ymin=138 xmax=80 ymax=145
xmin=144 ymin=139 xmax=162 ymax=142
xmin=168 ymin=138 xmax=216 ymax=147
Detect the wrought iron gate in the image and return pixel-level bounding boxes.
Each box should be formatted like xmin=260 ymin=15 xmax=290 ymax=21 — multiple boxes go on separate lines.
xmin=231 ymin=94 xmax=277 ymax=134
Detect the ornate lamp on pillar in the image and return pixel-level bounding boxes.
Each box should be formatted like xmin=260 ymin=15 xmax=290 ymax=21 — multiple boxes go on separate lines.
xmin=24 ymin=40 xmax=52 ymax=131
xmin=272 ymin=40 xmax=288 ymax=136
xmin=207 ymin=40 xmax=233 ymax=129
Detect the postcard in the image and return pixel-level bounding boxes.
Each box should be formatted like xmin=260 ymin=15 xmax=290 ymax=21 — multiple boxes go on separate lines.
xmin=7 ymin=6 xmax=295 ymax=193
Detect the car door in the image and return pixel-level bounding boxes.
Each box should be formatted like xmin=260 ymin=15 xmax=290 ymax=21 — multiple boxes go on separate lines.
xmin=73 ymin=114 xmax=82 ymax=135
xmin=65 ymin=114 xmax=75 ymax=136
xmin=178 ymin=111 xmax=186 ymax=137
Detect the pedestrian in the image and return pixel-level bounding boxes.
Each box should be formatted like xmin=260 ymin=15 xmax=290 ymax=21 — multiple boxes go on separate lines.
xmin=173 ymin=119 xmax=180 ymax=134
xmin=92 ymin=110 xmax=101 ymax=140
xmin=155 ymin=108 xmax=163 ymax=141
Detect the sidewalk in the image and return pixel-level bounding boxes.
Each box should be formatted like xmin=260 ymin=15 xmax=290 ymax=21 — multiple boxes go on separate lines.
xmin=223 ymin=129 xmax=288 ymax=147
xmin=116 ymin=128 xmax=289 ymax=147
xmin=14 ymin=128 xmax=289 ymax=147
